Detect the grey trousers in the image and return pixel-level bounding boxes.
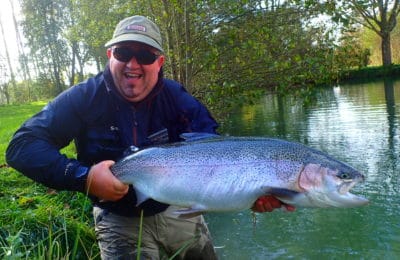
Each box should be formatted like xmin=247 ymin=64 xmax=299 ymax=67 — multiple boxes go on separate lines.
xmin=93 ymin=206 xmax=218 ymax=260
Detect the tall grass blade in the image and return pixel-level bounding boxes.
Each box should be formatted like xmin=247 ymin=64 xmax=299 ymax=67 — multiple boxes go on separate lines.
xmin=136 ymin=210 xmax=144 ymax=260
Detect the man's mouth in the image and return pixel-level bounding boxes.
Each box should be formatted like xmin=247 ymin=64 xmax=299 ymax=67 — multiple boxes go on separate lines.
xmin=125 ymin=72 xmax=142 ymax=79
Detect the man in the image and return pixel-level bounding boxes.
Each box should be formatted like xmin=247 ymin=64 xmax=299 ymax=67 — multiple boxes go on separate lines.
xmin=6 ymin=15 xmax=294 ymax=259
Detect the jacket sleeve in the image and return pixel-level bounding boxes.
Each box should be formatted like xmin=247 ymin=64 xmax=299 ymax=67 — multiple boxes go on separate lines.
xmin=5 ymin=87 xmax=90 ymax=193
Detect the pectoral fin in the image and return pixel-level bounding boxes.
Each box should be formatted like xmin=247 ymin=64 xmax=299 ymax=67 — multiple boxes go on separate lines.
xmin=267 ymin=188 xmax=301 ymax=204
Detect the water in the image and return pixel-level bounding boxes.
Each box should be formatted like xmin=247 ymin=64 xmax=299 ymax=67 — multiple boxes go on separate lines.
xmin=206 ymin=79 xmax=400 ymax=259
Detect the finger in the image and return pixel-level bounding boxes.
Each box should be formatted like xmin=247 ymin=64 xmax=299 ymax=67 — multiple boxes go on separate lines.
xmin=283 ymin=204 xmax=296 ymax=212
xmin=112 ymin=176 xmax=129 ymax=191
xmin=256 ymin=197 xmax=272 ymax=212
xmin=268 ymin=196 xmax=282 ymax=209
xmin=263 ymin=200 xmax=274 ymax=212
xmin=252 ymin=199 xmax=265 ymax=212
xmin=102 ymin=160 xmax=115 ymax=168
xmin=103 ymin=161 xmax=128 ymax=194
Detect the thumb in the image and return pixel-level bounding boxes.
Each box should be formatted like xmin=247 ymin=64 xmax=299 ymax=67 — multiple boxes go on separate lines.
xmin=112 ymin=175 xmax=129 ymax=192
xmin=102 ymin=160 xmax=115 ymax=168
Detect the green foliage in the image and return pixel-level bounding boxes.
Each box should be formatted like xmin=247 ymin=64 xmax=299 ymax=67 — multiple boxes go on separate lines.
xmin=20 ymin=0 xmax=71 ymax=94
xmin=5 ymin=0 xmax=398 ymax=111
xmin=333 ymin=33 xmax=371 ymax=71
xmin=168 ymin=1 xmax=344 ymax=111
xmin=357 ymin=18 xmax=400 ymax=66
xmin=306 ymin=0 xmax=400 ymax=66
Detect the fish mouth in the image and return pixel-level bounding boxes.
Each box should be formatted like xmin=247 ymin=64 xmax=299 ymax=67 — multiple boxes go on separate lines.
xmin=332 ymin=191 xmax=369 ymax=207
xmin=336 ymin=178 xmax=369 ymax=207
xmin=338 ymin=178 xmax=358 ymax=195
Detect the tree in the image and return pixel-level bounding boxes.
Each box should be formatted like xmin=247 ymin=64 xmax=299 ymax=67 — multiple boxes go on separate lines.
xmin=70 ymin=0 xmax=136 ymax=72
xmin=0 ymin=57 xmax=10 ymax=104
xmin=189 ymin=1 xmax=339 ymax=97
xmin=305 ymin=0 xmax=400 ymax=66
xmin=12 ymin=0 xmax=368 ymax=106
xmin=348 ymin=0 xmax=400 ymax=66
xmin=9 ymin=0 xmax=32 ymax=100
xmin=20 ymin=0 xmax=70 ymax=94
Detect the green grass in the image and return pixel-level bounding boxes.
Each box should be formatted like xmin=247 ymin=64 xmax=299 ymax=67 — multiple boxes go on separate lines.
xmin=0 ymin=102 xmax=45 ymax=163
xmin=0 ymin=103 xmax=99 ymax=259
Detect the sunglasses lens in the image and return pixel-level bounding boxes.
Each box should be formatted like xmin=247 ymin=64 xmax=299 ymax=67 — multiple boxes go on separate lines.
xmin=112 ymin=47 xmax=158 ymax=65
xmin=136 ymin=51 xmax=158 ymax=65
xmin=112 ymin=48 xmax=132 ymax=62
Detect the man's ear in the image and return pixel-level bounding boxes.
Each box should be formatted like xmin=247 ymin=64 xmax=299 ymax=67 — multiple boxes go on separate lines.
xmin=106 ymin=48 xmax=112 ymax=59
xmin=157 ymin=55 xmax=165 ymax=67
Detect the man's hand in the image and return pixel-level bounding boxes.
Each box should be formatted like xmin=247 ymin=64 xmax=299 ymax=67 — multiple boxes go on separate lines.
xmin=252 ymin=195 xmax=296 ymax=212
xmin=85 ymin=160 xmax=129 ymax=201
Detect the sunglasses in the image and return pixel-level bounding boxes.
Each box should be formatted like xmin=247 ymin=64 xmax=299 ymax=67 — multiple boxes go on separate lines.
xmin=112 ymin=47 xmax=159 ymax=65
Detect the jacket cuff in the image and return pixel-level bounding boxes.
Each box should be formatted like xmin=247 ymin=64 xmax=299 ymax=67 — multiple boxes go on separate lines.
xmin=65 ymin=161 xmax=89 ymax=193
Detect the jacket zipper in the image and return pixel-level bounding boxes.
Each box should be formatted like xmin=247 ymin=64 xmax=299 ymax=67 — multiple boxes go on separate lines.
xmin=132 ymin=106 xmax=138 ymax=146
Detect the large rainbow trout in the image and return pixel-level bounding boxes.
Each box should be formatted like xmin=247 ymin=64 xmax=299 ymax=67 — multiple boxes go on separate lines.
xmin=111 ymin=134 xmax=368 ymax=216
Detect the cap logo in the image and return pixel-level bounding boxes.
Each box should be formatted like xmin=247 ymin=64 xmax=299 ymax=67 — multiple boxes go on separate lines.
xmin=126 ymin=24 xmax=146 ymax=32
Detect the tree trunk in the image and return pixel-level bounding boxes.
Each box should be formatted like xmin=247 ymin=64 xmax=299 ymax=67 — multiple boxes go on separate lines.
xmin=0 ymin=13 xmax=17 ymax=103
xmin=9 ymin=0 xmax=32 ymax=100
xmin=0 ymin=63 xmax=10 ymax=104
xmin=161 ymin=0 xmax=179 ymax=80
xmin=70 ymin=41 xmax=77 ymax=86
xmin=381 ymin=31 xmax=392 ymax=66
xmin=184 ymin=0 xmax=192 ymax=88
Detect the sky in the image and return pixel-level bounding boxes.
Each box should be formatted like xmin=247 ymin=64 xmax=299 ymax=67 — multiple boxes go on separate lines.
xmin=0 ymin=0 xmax=22 ymax=80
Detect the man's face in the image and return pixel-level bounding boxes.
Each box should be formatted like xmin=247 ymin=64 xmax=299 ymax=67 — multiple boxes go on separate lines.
xmin=107 ymin=42 xmax=164 ymax=103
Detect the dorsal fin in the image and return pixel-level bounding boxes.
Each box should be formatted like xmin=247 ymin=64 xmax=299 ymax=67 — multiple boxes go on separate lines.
xmin=180 ymin=132 xmax=220 ymax=142
xmin=122 ymin=145 xmax=140 ymax=157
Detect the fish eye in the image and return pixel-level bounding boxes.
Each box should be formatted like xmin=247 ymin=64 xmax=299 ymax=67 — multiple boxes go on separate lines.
xmin=338 ymin=172 xmax=351 ymax=179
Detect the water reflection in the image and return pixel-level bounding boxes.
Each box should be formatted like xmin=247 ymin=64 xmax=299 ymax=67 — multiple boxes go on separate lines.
xmin=212 ymin=78 xmax=400 ymax=259
xmin=384 ymin=79 xmax=399 ymax=171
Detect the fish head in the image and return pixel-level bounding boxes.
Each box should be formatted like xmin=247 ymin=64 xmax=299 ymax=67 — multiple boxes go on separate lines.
xmin=291 ymin=163 xmax=369 ymax=208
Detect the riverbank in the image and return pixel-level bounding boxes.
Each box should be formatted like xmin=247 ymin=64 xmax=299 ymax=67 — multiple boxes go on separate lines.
xmin=339 ymin=64 xmax=400 ymax=83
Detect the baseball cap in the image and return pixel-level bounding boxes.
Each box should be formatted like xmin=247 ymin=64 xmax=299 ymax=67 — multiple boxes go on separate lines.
xmin=105 ymin=15 xmax=163 ymax=52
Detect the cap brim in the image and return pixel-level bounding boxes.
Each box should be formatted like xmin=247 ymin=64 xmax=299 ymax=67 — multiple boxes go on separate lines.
xmin=104 ymin=34 xmax=164 ymax=52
